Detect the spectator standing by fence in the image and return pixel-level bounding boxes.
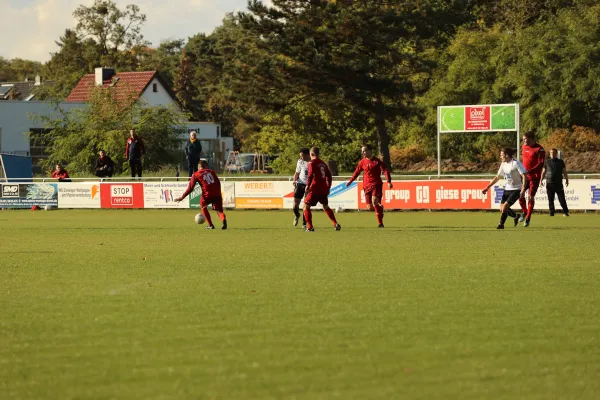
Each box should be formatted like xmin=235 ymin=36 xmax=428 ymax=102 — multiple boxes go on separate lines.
xmin=541 ymin=148 xmax=570 ymax=217
xmin=125 ymin=129 xmax=145 ymax=179
xmin=185 ymin=131 xmax=203 ymax=177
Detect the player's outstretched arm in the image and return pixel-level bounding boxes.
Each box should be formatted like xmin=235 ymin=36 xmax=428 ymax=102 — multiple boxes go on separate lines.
xmin=563 ymin=161 xmax=569 ymax=186
xmin=346 ymin=162 xmax=362 ymax=187
xmin=175 ymin=175 xmax=198 ymax=202
xmin=482 ymin=176 xmax=500 ymax=195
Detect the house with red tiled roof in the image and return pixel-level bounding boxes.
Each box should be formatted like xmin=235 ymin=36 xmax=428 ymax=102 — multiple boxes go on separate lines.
xmin=66 ymin=68 xmax=177 ymax=107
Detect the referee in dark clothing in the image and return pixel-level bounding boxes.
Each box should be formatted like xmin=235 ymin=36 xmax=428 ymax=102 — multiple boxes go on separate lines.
xmin=541 ymin=148 xmax=570 ymax=216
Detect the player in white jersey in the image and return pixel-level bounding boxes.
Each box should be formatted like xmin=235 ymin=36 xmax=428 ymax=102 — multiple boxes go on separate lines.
xmin=482 ymin=148 xmax=527 ymax=229
xmin=292 ymin=148 xmax=311 ymax=228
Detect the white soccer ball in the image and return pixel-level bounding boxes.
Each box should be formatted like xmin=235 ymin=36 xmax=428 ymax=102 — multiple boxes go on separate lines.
xmin=44 ymin=205 xmax=54 ymax=211
xmin=194 ymin=213 xmax=206 ymax=224
xmin=335 ymin=205 xmax=344 ymax=213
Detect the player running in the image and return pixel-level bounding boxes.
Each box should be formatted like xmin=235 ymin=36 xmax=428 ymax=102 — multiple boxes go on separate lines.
xmin=292 ymin=147 xmax=310 ymax=229
xmin=482 ymin=148 xmax=526 ymax=229
xmin=175 ymin=160 xmax=227 ymax=230
xmin=303 ymin=146 xmax=341 ymax=232
xmin=519 ymin=131 xmax=545 ymax=227
xmin=346 ymin=145 xmax=393 ymax=228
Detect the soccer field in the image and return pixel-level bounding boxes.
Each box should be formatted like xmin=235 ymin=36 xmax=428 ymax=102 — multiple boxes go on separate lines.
xmin=1 ymin=210 xmax=599 ymax=399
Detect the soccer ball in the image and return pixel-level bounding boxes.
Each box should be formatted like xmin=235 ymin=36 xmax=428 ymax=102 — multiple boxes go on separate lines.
xmin=335 ymin=205 xmax=344 ymax=213
xmin=194 ymin=213 xmax=206 ymax=224
xmin=44 ymin=205 xmax=54 ymax=211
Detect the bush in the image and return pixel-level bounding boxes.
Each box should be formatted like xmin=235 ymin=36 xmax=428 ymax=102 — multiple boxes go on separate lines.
xmin=543 ymin=126 xmax=600 ymax=153
xmin=389 ymin=144 xmax=428 ymax=169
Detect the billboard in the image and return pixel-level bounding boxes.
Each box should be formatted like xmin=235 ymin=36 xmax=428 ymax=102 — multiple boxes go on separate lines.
xmin=439 ymin=104 xmax=518 ymax=133
xmin=143 ymin=182 xmax=190 ymax=208
xmin=234 ymin=181 xmax=287 ymax=209
xmin=282 ymin=181 xmax=358 ymax=210
xmin=358 ymin=180 xmax=491 ymax=210
xmin=491 ymin=179 xmax=600 ymax=211
xmin=57 ymin=183 xmax=101 ymax=208
xmin=0 ymin=183 xmax=58 ymax=208
xmin=189 ymin=181 xmax=235 ymax=209
xmin=100 ymin=183 xmax=144 ymax=208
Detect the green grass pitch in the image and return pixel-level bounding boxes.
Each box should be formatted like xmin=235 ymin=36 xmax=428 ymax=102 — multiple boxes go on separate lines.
xmin=1 ymin=209 xmax=600 ymax=399
xmin=491 ymin=105 xmax=517 ymax=130
xmin=440 ymin=106 xmax=465 ymax=132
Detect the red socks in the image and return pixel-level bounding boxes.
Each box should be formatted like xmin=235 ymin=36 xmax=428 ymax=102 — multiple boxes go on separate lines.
xmin=324 ymin=207 xmax=338 ymax=226
xmin=303 ymin=209 xmax=313 ymax=229
xmin=202 ymin=207 xmax=214 ymax=226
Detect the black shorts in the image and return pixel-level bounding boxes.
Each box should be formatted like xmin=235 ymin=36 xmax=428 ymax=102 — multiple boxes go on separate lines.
xmin=294 ymin=183 xmax=307 ymax=200
xmin=501 ymin=189 xmax=521 ymax=207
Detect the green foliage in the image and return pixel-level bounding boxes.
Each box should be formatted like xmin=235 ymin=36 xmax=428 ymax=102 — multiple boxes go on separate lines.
xmin=236 ymin=0 xmax=474 ymax=169
xmin=31 ymin=87 xmax=186 ymax=175
xmin=0 ymin=57 xmax=43 ymax=82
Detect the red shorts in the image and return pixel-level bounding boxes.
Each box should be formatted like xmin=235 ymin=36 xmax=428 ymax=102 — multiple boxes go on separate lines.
xmin=526 ymin=174 xmax=541 ymax=197
xmin=364 ymin=184 xmax=383 ymax=205
xmin=304 ymin=192 xmax=328 ymax=207
xmin=201 ymin=196 xmax=223 ymax=212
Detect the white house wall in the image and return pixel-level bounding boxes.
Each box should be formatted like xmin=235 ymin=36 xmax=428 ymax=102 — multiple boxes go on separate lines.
xmin=139 ymin=78 xmax=178 ymax=107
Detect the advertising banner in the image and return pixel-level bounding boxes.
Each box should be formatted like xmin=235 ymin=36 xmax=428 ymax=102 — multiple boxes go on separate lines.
xmin=358 ymin=180 xmax=491 ymax=210
xmin=282 ymin=181 xmax=358 ymax=210
xmin=189 ymin=181 xmax=235 ymax=209
xmin=143 ymin=182 xmax=190 ymax=208
xmin=0 ymin=183 xmax=58 ymax=208
xmin=491 ymin=179 xmax=600 ymax=211
xmin=57 ymin=183 xmax=101 ymax=208
xmin=100 ymin=183 xmax=144 ymax=208
xmin=234 ymin=181 xmax=287 ymax=209
xmin=465 ymin=106 xmax=491 ymax=131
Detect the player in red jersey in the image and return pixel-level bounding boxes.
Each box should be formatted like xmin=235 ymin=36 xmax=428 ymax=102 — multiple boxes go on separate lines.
xmin=346 ymin=145 xmax=393 ymax=228
xmin=519 ymin=131 xmax=546 ymax=227
xmin=303 ymin=146 xmax=341 ymax=232
xmin=175 ymin=160 xmax=227 ymax=230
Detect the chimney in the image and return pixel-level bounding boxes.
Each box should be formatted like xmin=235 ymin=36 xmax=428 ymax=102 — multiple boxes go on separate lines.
xmin=34 ymin=74 xmax=41 ymax=86
xmin=94 ymin=67 xmax=116 ymax=86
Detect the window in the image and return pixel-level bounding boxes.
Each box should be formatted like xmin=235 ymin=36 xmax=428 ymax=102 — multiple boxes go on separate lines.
xmin=29 ymin=128 xmax=52 ymax=166
xmin=153 ymin=83 xmax=158 ymax=93
xmin=217 ymin=126 xmax=220 ymax=137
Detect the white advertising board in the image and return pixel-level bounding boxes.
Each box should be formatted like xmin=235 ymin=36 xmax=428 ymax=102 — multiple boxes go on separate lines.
xmin=143 ymin=182 xmax=190 ymax=208
xmin=57 ymin=183 xmax=101 ymax=208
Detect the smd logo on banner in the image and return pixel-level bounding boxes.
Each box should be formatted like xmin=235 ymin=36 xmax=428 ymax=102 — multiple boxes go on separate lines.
xmin=100 ymin=183 xmax=144 ymax=208
xmin=1 ymin=184 xmax=20 ymax=198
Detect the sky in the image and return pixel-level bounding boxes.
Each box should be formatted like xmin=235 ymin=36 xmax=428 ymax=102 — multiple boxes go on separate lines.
xmin=1 ymin=0 xmax=261 ymax=62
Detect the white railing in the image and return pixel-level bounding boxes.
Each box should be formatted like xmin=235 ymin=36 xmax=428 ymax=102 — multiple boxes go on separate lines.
xmin=2 ymin=173 xmax=600 ymax=183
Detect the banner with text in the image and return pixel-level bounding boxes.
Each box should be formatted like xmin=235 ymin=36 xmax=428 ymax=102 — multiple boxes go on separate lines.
xmin=491 ymin=179 xmax=600 ymax=211
xmin=58 ymin=183 xmax=101 ymax=208
xmin=143 ymin=182 xmax=190 ymax=208
xmin=189 ymin=181 xmax=235 ymax=209
xmin=234 ymin=181 xmax=287 ymax=209
xmin=100 ymin=183 xmax=144 ymax=208
xmin=282 ymin=181 xmax=358 ymax=210
xmin=0 ymin=183 xmax=58 ymax=208
xmin=358 ymin=180 xmax=491 ymax=210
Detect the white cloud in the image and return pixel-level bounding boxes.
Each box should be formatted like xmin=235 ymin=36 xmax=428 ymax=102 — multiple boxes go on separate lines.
xmin=0 ymin=0 xmax=254 ymax=62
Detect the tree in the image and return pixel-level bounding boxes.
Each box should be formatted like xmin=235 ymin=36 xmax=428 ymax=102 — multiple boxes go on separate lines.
xmin=0 ymin=57 xmax=43 ymax=82
xmin=237 ymin=0 xmax=473 ymax=169
xmin=73 ymin=0 xmax=148 ymax=67
xmin=31 ymin=87 xmax=187 ymax=175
